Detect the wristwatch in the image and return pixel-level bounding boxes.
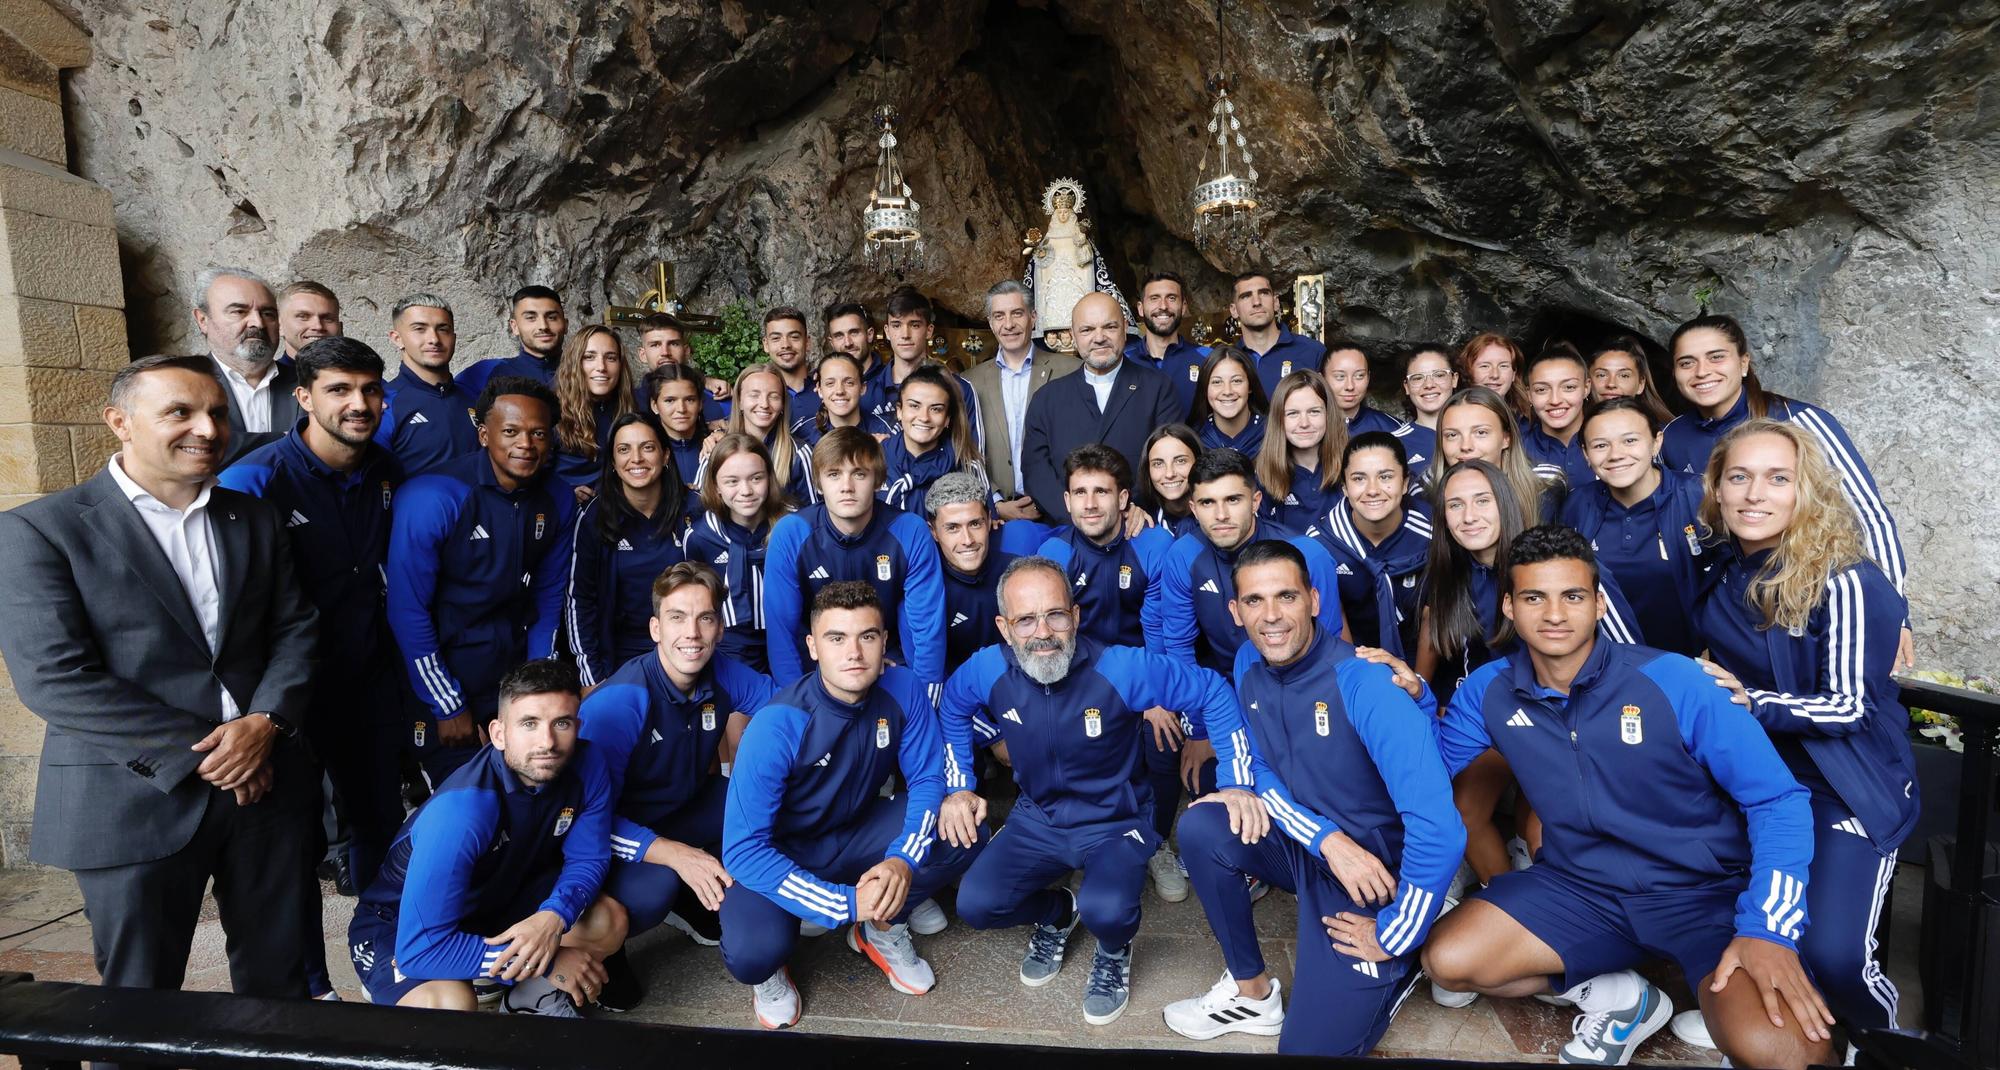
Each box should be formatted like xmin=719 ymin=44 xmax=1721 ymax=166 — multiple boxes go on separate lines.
xmin=254 ymin=711 xmax=298 ymax=739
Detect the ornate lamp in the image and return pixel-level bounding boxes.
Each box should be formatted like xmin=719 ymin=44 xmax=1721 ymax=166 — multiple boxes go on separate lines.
xmin=862 ymin=104 xmax=924 ymax=274
xmin=1191 ymin=0 xmax=1261 ymax=245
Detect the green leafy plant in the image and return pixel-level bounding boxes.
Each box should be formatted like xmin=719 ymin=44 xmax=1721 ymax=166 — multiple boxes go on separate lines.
xmin=1905 ymin=669 xmax=1996 ymax=753
xmin=687 ymin=302 xmax=764 ymax=384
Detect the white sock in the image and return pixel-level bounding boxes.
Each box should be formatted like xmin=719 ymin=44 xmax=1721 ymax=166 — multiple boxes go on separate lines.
xmin=1561 ymin=969 xmax=1640 ymax=1013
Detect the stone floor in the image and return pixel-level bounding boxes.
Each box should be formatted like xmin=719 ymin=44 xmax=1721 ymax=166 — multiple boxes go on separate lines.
xmin=0 ymin=857 xmax=1930 ymax=1066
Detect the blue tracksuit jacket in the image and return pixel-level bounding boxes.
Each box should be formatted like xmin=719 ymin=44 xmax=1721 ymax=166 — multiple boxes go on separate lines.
xmin=1156 ymin=520 xmax=1350 ymax=733
xmin=878 ymin=436 xmax=975 ymax=518
xmin=553 ymin=399 xmax=619 ymax=491
xmin=1560 ymin=467 xmax=1707 ymax=657
xmin=940 ymin=639 xmax=1244 ymax=827
xmin=664 ymin=432 xmax=703 ymax=489
xmin=1198 ymin=413 xmax=1266 ymax=457
xmin=563 ymin=497 xmax=687 ymax=688
xmin=1393 ymin=423 xmax=1436 ymax=484
xmin=1521 ymin=423 xmax=1595 ymax=488
xmin=455 ymin=348 xmax=558 ymax=398
xmin=1125 ymin=336 xmax=1210 ymax=417
xmin=1260 ymin=465 xmax=1340 ymax=533
xmin=1692 ymin=547 xmax=1918 ymax=852
xmin=376 ymin=363 xmax=480 ymax=476
xmin=722 ymin=667 xmax=943 ymax=926
xmin=218 ymin=421 xmax=404 ymax=674
xmin=358 ymin=740 xmax=613 ymax=979
xmin=762 ymin=503 xmax=946 ymax=688
xmin=1660 ymin=393 xmax=1906 ymax=596
xmin=1345 ymin=405 xmax=1406 ymax=438
xmin=682 ymin=509 xmax=774 ymax=672
xmin=859 ymin=364 xmax=985 ymax=456
xmin=578 ymin=650 xmax=773 ymax=862
xmin=1241 ymin=326 xmax=1326 ymax=396
xmin=386 ymin=452 xmax=574 ymax=720
xmin=1037 ymin=525 xmax=1175 ymax=649
xmin=1213 ymin=628 xmax=1463 ymax=958
xmin=1310 ymin=498 xmax=1434 ymax=658
xmin=943 ymin=551 xmax=1015 ymax=674
xmin=1438 ymin=640 xmax=1815 ymax=949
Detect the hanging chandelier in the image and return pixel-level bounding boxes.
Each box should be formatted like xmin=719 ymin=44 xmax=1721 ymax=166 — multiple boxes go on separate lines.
xmin=862 ymin=104 xmax=925 ymax=274
xmin=1191 ymin=0 xmax=1261 ymax=245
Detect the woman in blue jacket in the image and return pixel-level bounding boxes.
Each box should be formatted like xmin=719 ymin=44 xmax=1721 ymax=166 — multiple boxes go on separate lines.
xmin=878 ymin=365 xmax=989 ymax=516
xmin=1314 ymin=431 xmax=1432 ymax=658
xmin=1255 ymin=370 xmax=1344 ymax=531
xmin=682 ymin=432 xmax=792 ymax=672
xmin=1691 ymin=418 xmax=1916 ymax=1037
xmin=1141 ymin=424 xmax=1203 ymax=539
xmin=643 ymin=362 xmax=710 ymax=490
xmin=565 ymin=414 xmax=686 ymax=689
xmin=1560 ymin=398 xmax=1707 ymax=656
xmin=1190 ymin=347 xmax=1268 ymax=457
xmin=553 ymin=325 xmax=638 ymax=497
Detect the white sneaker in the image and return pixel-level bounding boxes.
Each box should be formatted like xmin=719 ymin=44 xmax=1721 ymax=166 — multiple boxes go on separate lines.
xmin=1427 ymin=896 xmax=1479 ymax=1008
xmin=1162 ymin=972 xmax=1286 ymax=1040
xmin=1669 ymin=1008 xmax=1716 ymax=1050
xmin=1507 ymin=836 xmax=1534 ymax=871
xmin=1149 ymin=846 xmax=1190 ymax=902
xmin=848 ymin=922 xmax=936 ymax=994
xmin=665 ymin=910 xmax=721 ymax=946
xmin=752 ymin=967 xmax=801 ymax=1029
xmin=1560 ymin=974 xmax=1671 ymax=1065
xmin=1445 ymin=860 xmax=1476 ymax=902
xmin=908 ymin=897 xmax=949 ymax=936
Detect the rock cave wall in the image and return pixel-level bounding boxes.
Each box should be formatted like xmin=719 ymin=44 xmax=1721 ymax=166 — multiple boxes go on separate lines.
xmin=50 ymin=0 xmax=2000 ymax=670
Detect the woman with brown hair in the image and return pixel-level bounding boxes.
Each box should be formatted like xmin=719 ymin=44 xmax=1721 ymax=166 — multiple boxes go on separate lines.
xmin=1433 ymin=386 xmax=1565 ymax=523
xmin=682 ymin=432 xmax=793 ymax=672
xmin=553 ymin=324 xmax=637 ymax=495
xmin=1456 ymin=332 xmax=1528 ymax=417
xmin=1586 ymin=335 xmax=1673 ymax=425
xmin=1255 ymin=369 xmax=1345 ymax=530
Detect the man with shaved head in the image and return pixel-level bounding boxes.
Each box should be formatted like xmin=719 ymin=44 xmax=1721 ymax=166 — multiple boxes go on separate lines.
xmin=1018 ymin=292 xmax=1183 ymax=526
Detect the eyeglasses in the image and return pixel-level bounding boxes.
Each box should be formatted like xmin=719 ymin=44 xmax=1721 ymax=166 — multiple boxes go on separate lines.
xmin=1007 ymin=610 xmax=1076 ymax=637
xmin=1404 ymin=370 xmax=1454 ymax=385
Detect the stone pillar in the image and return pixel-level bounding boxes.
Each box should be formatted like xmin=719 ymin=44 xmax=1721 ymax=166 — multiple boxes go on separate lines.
xmin=0 ymin=1 xmax=125 ymax=866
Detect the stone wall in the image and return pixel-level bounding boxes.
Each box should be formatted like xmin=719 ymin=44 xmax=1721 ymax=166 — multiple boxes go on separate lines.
xmin=0 ymin=0 xmax=126 ymax=865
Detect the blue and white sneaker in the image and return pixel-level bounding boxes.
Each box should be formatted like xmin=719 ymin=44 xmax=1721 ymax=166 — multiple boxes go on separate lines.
xmin=1082 ymin=944 xmax=1133 ymax=1025
xmin=1559 ymin=974 xmax=1671 ymax=1065
xmin=1020 ymin=889 xmax=1079 ymax=987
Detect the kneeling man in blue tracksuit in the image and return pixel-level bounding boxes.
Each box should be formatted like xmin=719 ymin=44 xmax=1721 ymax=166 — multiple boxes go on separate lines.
xmin=720 ymin=581 xmax=983 ymax=1029
xmin=938 ymin=555 xmax=1248 ymax=1026
xmin=1161 ymin=539 xmax=1465 ymax=1055
xmin=1421 ymin=525 xmax=1832 ymax=1070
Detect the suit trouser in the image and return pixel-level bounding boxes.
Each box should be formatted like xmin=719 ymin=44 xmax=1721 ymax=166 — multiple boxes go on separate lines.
xmin=73 ymin=778 xmax=317 ymax=1069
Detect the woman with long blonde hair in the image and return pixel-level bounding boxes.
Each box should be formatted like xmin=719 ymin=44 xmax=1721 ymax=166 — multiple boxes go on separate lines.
xmin=1255 ymin=369 xmax=1344 ymax=531
xmin=698 ymin=363 xmax=816 ymax=505
xmin=1689 ymin=417 xmax=1914 ymax=1043
xmin=552 ymin=324 xmax=636 ymax=493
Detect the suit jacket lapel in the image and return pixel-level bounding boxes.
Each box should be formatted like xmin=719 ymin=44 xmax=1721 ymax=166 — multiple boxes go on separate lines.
xmin=79 ymin=471 xmax=208 ymax=650
xmin=1098 ymin=361 xmax=1140 ymax=430
xmin=211 ymin=495 xmax=251 ymax=648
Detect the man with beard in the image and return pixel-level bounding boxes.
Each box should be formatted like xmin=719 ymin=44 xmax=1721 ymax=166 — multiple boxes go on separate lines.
xmin=721 ymin=582 xmax=983 ymax=1028
xmin=1156 ymin=448 xmax=1355 ymax=803
xmin=1163 ymin=539 xmax=1462 ymax=1055
xmin=219 ymin=337 xmax=407 ymax=996
xmin=1230 ymin=271 xmax=1325 ymax=396
xmin=191 ymin=266 xmax=299 ymax=464
xmin=966 ymin=280 xmax=1079 ymax=523
xmin=1033 ymin=445 xmax=1184 ymax=900
xmin=388 ymin=376 xmax=574 ymax=781
xmin=275 ymin=280 xmax=343 ymax=368
xmin=378 ymin=294 xmax=480 ymax=475
xmin=859 ymin=287 xmax=982 ymax=447
xmin=927 ymin=472 xmax=1015 ymax=676
xmin=456 ymin=285 xmax=569 ymax=397
xmin=823 ymin=301 xmax=882 ymax=380
xmin=1019 ymin=292 xmax=1183 ymax=526
xmin=1123 ymin=272 xmax=1210 ymax=417
xmin=761 ymin=307 xmax=820 ymax=424
xmin=348 ymin=659 xmax=628 ymax=1015
xmin=937 ymin=556 xmax=1245 ymax=1026
xmin=578 ymin=562 xmax=776 ymax=1010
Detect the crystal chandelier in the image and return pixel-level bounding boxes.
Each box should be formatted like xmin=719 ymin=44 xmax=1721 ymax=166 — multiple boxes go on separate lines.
xmin=1191 ymin=0 xmax=1261 ymax=246
xmin=862 ymin=104 xmax=924 ymax=274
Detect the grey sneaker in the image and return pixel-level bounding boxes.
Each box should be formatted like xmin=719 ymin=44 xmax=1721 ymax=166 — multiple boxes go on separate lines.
xmin=1082 ymin=944 xmax=1133 ymax=1026
xmin=751 ymin=967 xmax=801 ymax=1029
xmin=1559 ymin=973 xmax=1671 ymax=1065
xmin=1020 ymin=888 xmax=1079 ymax=987
xmin=848 ymin=921 xmax=936 ymax=994
xmin=908 ymin=897 xmax=949 ymax=936
xmin=500 ymin=975 xmax=581 ymax=1018
xmin=1148 ymin=846 xmax=1190 ymax=902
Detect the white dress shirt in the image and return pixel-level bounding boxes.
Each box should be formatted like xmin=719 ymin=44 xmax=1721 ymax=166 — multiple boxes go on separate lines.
xmin=215 ymin=358 xmax=279 ymax=433
xmin=1083 ymin=360 xmax=1119 ymax=412
xmin=106 ymin=454 xmax=237 ymax=719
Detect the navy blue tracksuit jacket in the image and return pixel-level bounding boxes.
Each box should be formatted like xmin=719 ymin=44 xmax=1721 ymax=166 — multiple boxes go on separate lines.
xmin=1560 ymin=467 xmax=1707 ymax=657
xmin=1037 ymin=525 xmax=1175 ymax=648
xmin=455 ymin=348 xmax=558 ymax=398
xmin=375 ymin=364 xmax=481 ymax=476
xmin=1309 ymin=498 xmax=1433 ymax=658
xmin=563 ymin=497 xmax=687 ymax=688
xmin=943 ymin=551 xmax=1015 ymax=674
xmin=681 ymin=510 xmax=773 ymax=672
xmin=761 ymin=503 xmax=945 ymax=687
xmin=387 ymin=452 xmax=574 ymax=721
xmin=1439 ymin=640 xmax=1815 ymax=949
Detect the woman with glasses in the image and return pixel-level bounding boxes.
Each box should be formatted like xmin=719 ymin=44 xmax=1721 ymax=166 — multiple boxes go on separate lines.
xmin=1395 ymin=343 xmax=1458 ymax=483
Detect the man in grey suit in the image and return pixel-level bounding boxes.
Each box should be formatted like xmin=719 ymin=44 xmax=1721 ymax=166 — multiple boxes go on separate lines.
xmin=193 ymin=267 xmax=300 ymax=465
xmin=0 ymin=354 xmax=321 ymax=1010
xmin=964 ymin=279 xmax=1079 ymax=522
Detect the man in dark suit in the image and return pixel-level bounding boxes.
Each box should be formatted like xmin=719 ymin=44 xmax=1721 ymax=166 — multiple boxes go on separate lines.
xmin=192 ymin=267 xmax=300 ymax=465
xmin=1019 ymin=292 xmax=1183 ymax=526
xmin=0 ymin=354 xmax=321 ymax=1013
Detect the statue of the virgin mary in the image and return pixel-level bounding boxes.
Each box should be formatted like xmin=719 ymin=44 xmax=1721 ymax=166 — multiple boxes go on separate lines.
xmin=1022 ymin=178 xmax=1132 ymax=350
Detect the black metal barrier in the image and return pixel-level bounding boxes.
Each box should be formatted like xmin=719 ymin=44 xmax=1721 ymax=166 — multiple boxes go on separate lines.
xmin=1896 ymin=675 xmax=2000 ymax=1070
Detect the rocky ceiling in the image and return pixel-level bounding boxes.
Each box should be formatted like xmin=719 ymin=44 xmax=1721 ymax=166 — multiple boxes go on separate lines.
xmin=53 ymin=0 xmax=2000 ymax=667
